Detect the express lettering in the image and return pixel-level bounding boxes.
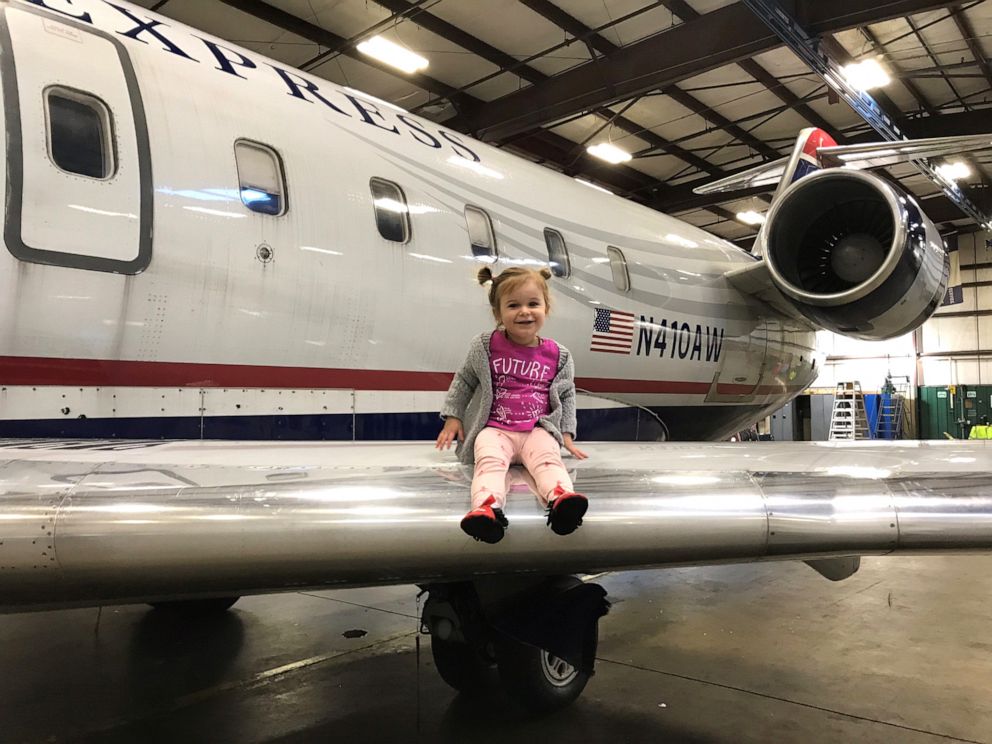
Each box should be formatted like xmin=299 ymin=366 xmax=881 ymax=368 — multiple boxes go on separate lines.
xmin=25 ymin=0 xmax=482 ymax=162
xmin=636 ymin=315 xmax=724 ymax=362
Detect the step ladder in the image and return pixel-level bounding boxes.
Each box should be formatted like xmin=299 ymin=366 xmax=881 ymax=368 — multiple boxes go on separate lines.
xmin=874 ymin=376 xmax=908 ymax=440
xmin=829 ymin=382 xmax=872 ymax=440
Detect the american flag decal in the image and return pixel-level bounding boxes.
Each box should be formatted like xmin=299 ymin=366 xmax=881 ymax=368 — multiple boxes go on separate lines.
xmin=590 ymin=308 xmax=635 ymax=354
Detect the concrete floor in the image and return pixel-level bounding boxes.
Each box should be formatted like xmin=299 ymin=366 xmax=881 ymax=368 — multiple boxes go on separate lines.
xmin=1 ymin=556 xmax=990 ymax=744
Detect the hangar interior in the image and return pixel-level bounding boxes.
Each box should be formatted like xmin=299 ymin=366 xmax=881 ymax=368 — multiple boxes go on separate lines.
xmin=2 ymin=0 xmax=992 ymax=742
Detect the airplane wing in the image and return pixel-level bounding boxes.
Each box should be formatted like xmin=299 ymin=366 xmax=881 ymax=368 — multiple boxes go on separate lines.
xmin=3 ymin=438 xmax=992 ymax=612
xmin=693 ymin=133 xmax=992 ymax=195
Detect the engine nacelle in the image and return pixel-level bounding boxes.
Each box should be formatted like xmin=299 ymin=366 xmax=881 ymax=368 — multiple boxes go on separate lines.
xmin=760 ymin=169 xmax=948 ymax=340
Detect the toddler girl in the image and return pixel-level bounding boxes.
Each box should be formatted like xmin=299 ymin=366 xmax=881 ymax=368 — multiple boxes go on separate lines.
xmin=436 ymin=266 xmax=589 ymax=544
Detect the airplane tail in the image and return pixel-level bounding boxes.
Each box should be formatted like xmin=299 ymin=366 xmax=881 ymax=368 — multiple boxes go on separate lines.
xmin=769 ymin=128 xmax=837 ymax=202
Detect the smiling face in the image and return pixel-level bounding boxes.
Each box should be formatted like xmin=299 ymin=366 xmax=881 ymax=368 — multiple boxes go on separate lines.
xmin=497 ymin=278 xmax=547 ymax=347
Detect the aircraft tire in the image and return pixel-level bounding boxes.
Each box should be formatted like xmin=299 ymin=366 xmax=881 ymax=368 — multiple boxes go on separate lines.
xmin=495 ymin=636 xmax=590 ymax=712
xmin=148 ymin=596 xmax=240 ymax=614
xmin=430 ymin=636 xmax=498 ymax=694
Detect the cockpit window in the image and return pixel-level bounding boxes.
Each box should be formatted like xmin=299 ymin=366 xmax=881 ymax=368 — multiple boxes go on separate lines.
xmin=46 ymin=87 xmax=114 ymax=179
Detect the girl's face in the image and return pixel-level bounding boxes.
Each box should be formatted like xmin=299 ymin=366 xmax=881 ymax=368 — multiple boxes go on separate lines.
xmin=498 ymin=279 xmax=547 ymax=347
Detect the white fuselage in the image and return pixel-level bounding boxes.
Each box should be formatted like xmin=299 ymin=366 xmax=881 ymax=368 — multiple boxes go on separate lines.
xmin=0 ymin=0 xmax=819 ymax=441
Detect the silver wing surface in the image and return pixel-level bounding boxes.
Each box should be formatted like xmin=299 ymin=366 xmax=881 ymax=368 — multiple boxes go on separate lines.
xmin=2 ymin=439 xmax=992 ymax=612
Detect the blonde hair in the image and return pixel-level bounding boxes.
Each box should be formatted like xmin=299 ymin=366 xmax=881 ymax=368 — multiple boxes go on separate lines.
xmin=477 ymin=266 xmax=553 ymax=322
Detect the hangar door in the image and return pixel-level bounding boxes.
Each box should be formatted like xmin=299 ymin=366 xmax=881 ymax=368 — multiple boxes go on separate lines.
xmin=2 ymin=5 xmax=151 ymax=273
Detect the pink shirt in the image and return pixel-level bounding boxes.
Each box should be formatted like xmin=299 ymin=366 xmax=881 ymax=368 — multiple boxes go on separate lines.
xmin=486 ymin=331 xmax=560 ymax=431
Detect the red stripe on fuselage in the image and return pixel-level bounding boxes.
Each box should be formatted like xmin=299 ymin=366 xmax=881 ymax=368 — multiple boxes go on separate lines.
xmin=0 ymin=356 xmax=802 ymax=396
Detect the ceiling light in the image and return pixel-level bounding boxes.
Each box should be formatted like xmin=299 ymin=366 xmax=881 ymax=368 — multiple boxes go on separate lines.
xmin=587 ymin=143 xmax=632 ymax=164
xmin=936 ymin=161 xmax=971 ymax=182
xmin=840 ymin=59 xmax=890 ymax=91
xmin=575 ymin=178 xmax=614 ymax=194
xmin=736 ymin=210 xmax=766 ymax=226
xmin=357 ymin=36 xmax=428 ymax=74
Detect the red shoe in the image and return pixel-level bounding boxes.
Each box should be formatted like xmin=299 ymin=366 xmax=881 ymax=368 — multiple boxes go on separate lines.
xmin=546 ymin=485 xmax=588 ymax=535
xmin=461 ymin=495 xmax=508 ymax=544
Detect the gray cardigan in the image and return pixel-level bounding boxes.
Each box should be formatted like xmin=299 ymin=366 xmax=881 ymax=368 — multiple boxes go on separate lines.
xmin=440 ymin=330 xmax=578 ymax=464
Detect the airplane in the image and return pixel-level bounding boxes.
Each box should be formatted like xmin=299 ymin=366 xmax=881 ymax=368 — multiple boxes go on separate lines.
xmin=2 ymin=0 xmax=992 ymax=714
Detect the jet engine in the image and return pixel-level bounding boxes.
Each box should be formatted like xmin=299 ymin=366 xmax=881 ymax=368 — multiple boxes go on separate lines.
xmin=760 ymin=169 xmax=948 ymax=340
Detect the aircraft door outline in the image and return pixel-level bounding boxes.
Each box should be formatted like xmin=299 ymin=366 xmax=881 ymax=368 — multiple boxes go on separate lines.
xmin=705 ymin=323 xmax=768 ymax=403
xmin=0 ymin=5 xmax=152 ymax=274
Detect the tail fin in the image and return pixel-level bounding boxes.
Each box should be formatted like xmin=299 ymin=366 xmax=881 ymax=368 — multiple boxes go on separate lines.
xmin=771 ymin=128 xmax=837 ymax=201
xmin=691 ymin=127 xmax=836 ymax=197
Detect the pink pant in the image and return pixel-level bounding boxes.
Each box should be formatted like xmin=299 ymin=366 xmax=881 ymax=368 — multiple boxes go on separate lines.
xmin=471 ymin=426 xmax=573 ymax=509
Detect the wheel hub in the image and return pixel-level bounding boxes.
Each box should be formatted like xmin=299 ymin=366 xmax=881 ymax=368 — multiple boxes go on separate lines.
xmin=540 ymin=651 xmax=578 ymax=687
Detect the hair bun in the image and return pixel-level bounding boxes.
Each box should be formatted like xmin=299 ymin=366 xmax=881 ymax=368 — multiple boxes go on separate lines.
xmin=477 ymin=266 xmax=494 ymax=285
xmin=539 ymin=267 xmax=553 ymax=280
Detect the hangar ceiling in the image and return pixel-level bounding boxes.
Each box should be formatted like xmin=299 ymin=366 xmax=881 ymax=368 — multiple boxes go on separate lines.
xmin=137 ymin=0 xmax=992 ymax=247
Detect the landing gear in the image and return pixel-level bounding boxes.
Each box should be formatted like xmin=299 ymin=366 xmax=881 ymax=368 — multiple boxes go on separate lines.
xmin=148 ymin=596 xmax=240 ymax=614
xmin=422 ymin=576 xmax=608 ymax=713
xmin=495 ymin=635 xmax=591 ymax=712
xmin=430 ymin=636 xmax=498 ymax=693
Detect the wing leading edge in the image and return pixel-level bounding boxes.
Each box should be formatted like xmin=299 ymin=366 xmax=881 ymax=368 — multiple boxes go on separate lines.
xmin=2 ymin=439 xmax=991 ymax=612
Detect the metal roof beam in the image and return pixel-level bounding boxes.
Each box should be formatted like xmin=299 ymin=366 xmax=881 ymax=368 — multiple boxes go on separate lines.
xmin=741 ymin=0 xmax=991 ymax=229
xmin=859 ymin=26 xmax=937 ymax=115
xmin=369 ymin=1 xmax=721 ymax=178
xmin=372 ymin=0 xmax=545 ymax=85
xmin=215 ymin=0 xmax=473 ymax=108
xmin=952 ymin=5 xmax=992 ymax=90
xmin=660 ymin=0 xmax=844 ymax=143
xmin=510 ymin=1 xmax=735 ymax=170
xmin=455 ymin=0 xmax=952 ymax=141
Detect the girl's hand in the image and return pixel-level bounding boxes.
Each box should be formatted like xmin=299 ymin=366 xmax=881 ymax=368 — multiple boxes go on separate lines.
xmin=563 ymin=434 xmax=588 ymax=460
xmin=436 ymin=418 xmax=464 ymax=450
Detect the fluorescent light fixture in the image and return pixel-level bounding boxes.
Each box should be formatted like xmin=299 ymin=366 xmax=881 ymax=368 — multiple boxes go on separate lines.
xmin=736 ymin=210 xmax=766 ymax=226
xmin=357 ymin=35 xmax=428 ymax=74
xmin=586 ymin=142 xmax=632 ymax=164
xmin=575 ymin=178 xmax=614 ymax=194
xmin=840 ymin=59 xmax=890 ymax=91
xmin=936 ymin=161 xmax=971 ymax=181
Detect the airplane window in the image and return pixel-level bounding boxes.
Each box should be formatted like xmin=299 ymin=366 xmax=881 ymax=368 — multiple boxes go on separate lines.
xmin=370 ymin=178 xmax=410 ymax=243
xmin=234 ymin=140 xmax=286 ymax=216
xmin=45 ymin=88 xmax=114 ymax=179
xmin=544 ymin=228 xmax=571 ymax=277
xmin=607 ymin=246 xmax=631 ymax=292
xmin=464 ymin=206 xmax=497 ymax=259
